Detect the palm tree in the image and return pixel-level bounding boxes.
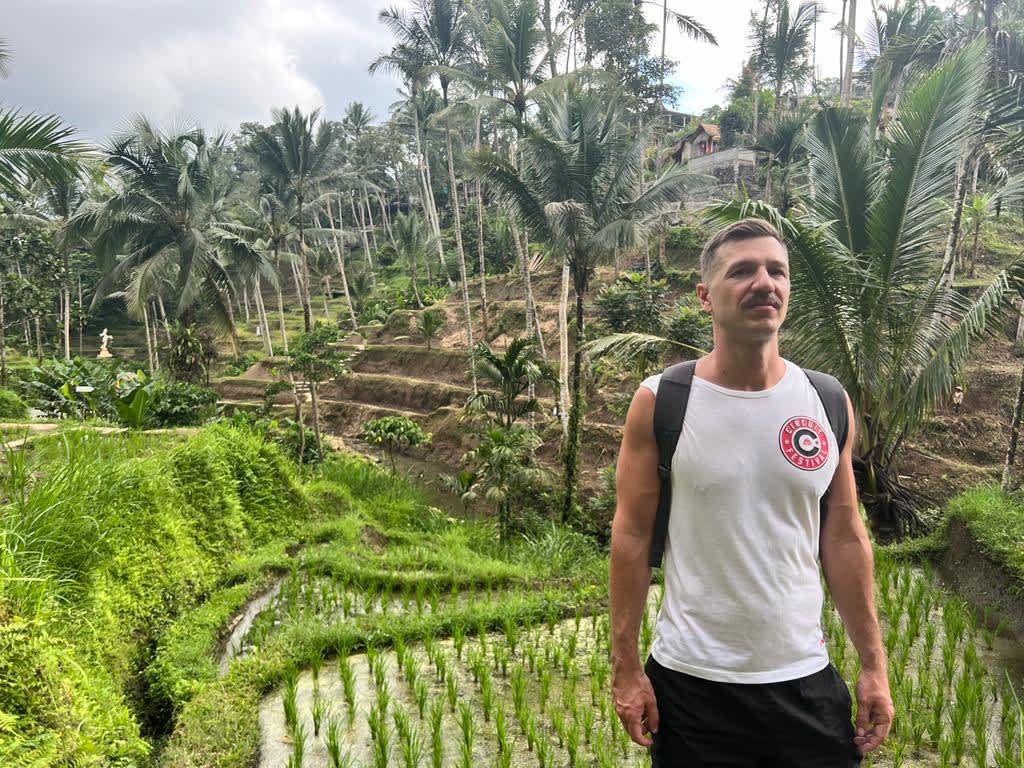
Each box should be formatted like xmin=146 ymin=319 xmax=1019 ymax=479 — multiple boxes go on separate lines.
xmin=841 ymin=0 xmax=857 ymax=105
xmin=69 ymin=118 xmax=239 ymax=329
xmin=248 ymin=107 xmax=335 ymax=333
xmin=467 ymin=337 xmax=558 ymax=430
xmin=0 ymin=39 xmax=82 ymax=195
xmin=341 ymin=102 xmax=374 ymax=138
xmin=764 ymin=1 xmax=820 ymax=120
xmin=476 ymin=82 xmax=701 ymax=523
xmin=711 ymin=39 xmax=1019 ymax=532
xmin=380 ymin=211 xmax=435 ymax=307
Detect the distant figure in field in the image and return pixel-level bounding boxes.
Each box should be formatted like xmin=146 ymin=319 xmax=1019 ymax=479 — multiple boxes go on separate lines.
xmin=953 ymin=385 xmax=964 ymax=415
xmin=609 ymin=218 xmax=892 ymax=767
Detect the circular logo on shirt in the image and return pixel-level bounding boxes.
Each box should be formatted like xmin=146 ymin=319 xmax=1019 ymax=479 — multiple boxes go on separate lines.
xmin=779 ymin=416 xmax=830 ymax=471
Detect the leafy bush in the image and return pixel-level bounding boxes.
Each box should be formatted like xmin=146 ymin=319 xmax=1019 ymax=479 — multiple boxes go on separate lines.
xmin=363 ymin=415 xmax=431 ymax=472
xmin=0 ymin=388 xmax=29 ymax=420
xmin=417 ymin=308 xmax=446 ymax=350
xmin=664 ymin=297 xmax=712 ymax=359
xmin=164 ymin=323 xmax=217 ymax=384
xmin=665 ymin=224 xmax=706 ymax=255
xmin=150 ymin=381 xmax=219 ymax=427
xmin=595 ymin=272 xmax=667 ymax=334
xmin=220 ymin=352 xmax=262 ymax=378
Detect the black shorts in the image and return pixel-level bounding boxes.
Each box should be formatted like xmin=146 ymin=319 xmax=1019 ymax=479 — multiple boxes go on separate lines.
xmin=645 ymin=656 xmax=861 ymax=768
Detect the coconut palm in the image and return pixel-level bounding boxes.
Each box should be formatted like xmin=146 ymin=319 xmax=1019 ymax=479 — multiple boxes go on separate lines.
xmin=69 ymin=118 xmax=239 ymax=330
xmin=0 ymin=38 xmax=82 ymax=195
xmin=248 ymin=107 xmax=335 ymax=333
xmin=476 ymin=82 xmax=702 ymax=522
xmin=763 ymin=1 xmax=820 ymax=119
xmin=710 ymin=39 xmax=1021 ymax=532
xmin=380 ymin=211 xmax=435 ymax=307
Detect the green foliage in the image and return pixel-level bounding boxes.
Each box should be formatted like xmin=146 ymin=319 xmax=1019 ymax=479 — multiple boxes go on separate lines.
xmin=594 ymin=272 xmax=667 ymax=334
xmin=467 ymin=338 xmax=558 ymax=430
xmin=166 ymin=323 xmax=218 ymax=385
xmin=945 ymin=487 xmax=1024 ymax=585
xmin=288 ymin=323 xmax=347 ymax=384
xmin=417 ymin=309 xmax=446 ymax=350
xmin=663 ymin=224 xmax=705 ymax=255
xmin=663 ymin=297 xmax=712 ymax=360
xmin=363 ymin=415 xmax=431 ymax=472
xmin=0 ymin=424 xmax=309 ymax=761
xmin=0 ymin=388 xmax=28 ymax=420
xmin=150 ymin=381 xmax=219 ymax=427
xmin=462 ymin=425 xmax=548 ymax=544
xmin=221 ymin=352 xmax=262 ymax=378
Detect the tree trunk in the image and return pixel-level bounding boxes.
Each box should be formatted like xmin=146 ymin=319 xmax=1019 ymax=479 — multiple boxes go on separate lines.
xmin=841 ymin=0 xmax=857 ymax=106
xmin=1003 ymin=360 xmax=1024 ymax=490
xmin=157 ymin=295 xmax=172 ymax=344
xmin=143 ymin=303 xmax=155 ymax=373
xmin=412 ymin=106 xmax=447 ymax=283
xmin=297 ymin=195 xmax=313 ymax=333
xmin=0 ymin=280 xmax=6 ymax=387
xmin=77 ymin=274 xmax=83 ymax=355
xmin=325 ymin=203 xmax=358 ymax=331
xmin=376 ymin=191 xmax=394 ymax=243
xmin=562 ymin=282 xmax=586 ymax=524
xmin=322 ymin=276 xmax=332 ymax=318
xmin=254 ymin=276 xmax=274 ymax=355
xmin=446 ymin=125 xmax=478 ymax=394
xmin=941 ymin=156 xmax=968 ymax=285
xmin=310 ymin=379 xmax=323 ymax=460
xmin=62 ymin=246 xmax=71 ymax=360
xmin=352 ymin=196 xmax=378 ymax=289
xmin=475 ymin=110 xmax=489 ymax=339
xmin=752 ymin=0 xmax=772 ymax=138
xmin=558 ymin=260 xmax=570 ymax=436
xmin=150 ymin=302 xmax=161 ymax=371
xmin=363 ymin=186 xmax=379 ymax=254
xmin=274 ymin=247 xmax=290 ymax=355
xmin=34 ymin=317 xmax=43 ymax=360
xmin=839 ymin=0 xmax=848 ymax=99
xmin=242 ymin=285 xmax=251 ymax=326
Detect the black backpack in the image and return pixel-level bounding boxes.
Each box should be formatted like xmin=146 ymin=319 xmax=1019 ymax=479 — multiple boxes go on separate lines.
xmin=648 ymin=360 xmax=849 ymax=568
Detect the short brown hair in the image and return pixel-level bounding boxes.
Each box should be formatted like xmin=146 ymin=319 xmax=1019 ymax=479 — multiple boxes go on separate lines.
xmin=699 ymin=218 xmax=786 ymax=281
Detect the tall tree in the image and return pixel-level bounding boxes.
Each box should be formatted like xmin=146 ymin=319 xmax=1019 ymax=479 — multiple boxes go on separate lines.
xmin=477 ymin=82 xmax=700 ymax=523
xmin=248 ymin=107 xmax=335 ymax=333
xmin=764 ymin=1 xmax=820 ymax=119
xmin=69 ymin=119 xmax=239 ymax=331
xmin=841 ymin=0 xmax=857 ymax=105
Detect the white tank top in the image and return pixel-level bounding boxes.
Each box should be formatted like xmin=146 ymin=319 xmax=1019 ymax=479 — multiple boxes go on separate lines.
xmin=640 ymin=359 xmax=837 ymax=683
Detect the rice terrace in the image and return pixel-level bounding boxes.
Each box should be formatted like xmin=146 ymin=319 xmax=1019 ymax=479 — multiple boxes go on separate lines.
xmin=3 ymin=1 xmax=1024 ymax=767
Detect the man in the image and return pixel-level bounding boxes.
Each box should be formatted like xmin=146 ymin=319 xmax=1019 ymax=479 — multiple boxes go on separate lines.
xmin=609 ymin=219 xmax=893 ymax=767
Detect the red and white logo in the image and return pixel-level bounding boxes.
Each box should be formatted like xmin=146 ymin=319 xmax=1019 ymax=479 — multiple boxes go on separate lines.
xmin=779 ymin=416 xmax=830 ymax=471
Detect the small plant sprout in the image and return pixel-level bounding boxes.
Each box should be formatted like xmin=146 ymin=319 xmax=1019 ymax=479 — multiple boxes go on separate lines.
xmin=325 ymin=717 xmax=351 ymax=768
xmin=312 ymin=686 xmax=327 ymax=736
xmin=290 ymin=721 xmax=306 ymax=768
xmin=480 ymin=671 xmax=494 ymax=722
xmin=429 ymin=700 xmax=444 ymax=768
xmin=458 ymin=701 xmax=474 ymax=768
xmin=339 ymin=655 xmax=357 ymax=724
xmin=368 ymin=704 xmax=390 ymax=768
xmin=414 ymin=677 xmax=429 ymax=719
xmin=283 ymin=667 xmax=300 ymax=733
xmin=446 ymin=668 xmax=459 ymax=712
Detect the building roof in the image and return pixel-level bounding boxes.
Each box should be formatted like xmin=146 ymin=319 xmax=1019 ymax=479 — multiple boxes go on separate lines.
xmin=683 ymin=123 xmax=720 ymax=143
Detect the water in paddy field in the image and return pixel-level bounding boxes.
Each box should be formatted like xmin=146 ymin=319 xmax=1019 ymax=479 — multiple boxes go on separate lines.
xmin=258 ymin=592 xmax=664 ymax=768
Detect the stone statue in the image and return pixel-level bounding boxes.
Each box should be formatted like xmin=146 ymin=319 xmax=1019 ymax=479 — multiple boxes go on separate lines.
xmin=98 ymin=328 xmax=113 ymax=359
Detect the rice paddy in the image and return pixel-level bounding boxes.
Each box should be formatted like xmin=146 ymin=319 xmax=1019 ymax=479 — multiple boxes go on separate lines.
xmin=251 ymin=552 xmax=1023 ymax=768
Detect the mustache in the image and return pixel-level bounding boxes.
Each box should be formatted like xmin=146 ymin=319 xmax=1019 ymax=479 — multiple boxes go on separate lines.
xmin=742 ymin=295 xmax=782 ymax=309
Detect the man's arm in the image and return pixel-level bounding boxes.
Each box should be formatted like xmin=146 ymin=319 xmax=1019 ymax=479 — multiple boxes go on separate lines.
xmin=610 ymin=386 xmax=662 ymax=747
xmin=820 ymin=393 xmax=893 ymax=755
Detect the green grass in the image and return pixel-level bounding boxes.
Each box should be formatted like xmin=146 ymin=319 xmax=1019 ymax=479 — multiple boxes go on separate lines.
xmin=944 ymin=485 xmax=1024 ymax=585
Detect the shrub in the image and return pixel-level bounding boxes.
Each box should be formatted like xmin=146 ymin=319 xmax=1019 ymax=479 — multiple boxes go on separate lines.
xmin=363 ymin=415 xmax=431 ymax=472
xmin=664 ymin=224 xmax=705 ymax=255
xmin=0 ymin=388 xmax=28 ymax=420
xmin=664 ymin=297 xmax=712 ymax=360
xmin=594 ymin=272 xmax=667 ymax=334
xmin=149 ymin=381 xmax=219 ymax=427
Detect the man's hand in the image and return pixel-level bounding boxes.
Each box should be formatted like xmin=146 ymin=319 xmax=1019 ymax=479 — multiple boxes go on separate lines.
xmin=853 ymin=666 xmax=893 ymax=754
xmin=613 ymin=669 xmax=660 ymax=747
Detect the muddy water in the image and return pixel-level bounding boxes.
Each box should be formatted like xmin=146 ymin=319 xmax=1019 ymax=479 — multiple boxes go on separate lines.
xmin=217 ymin=579 xmax=285 ymax=674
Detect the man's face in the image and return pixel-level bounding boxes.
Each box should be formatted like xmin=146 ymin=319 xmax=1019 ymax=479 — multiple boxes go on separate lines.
xmin=696 ymin=236 xmax=790 ymax=342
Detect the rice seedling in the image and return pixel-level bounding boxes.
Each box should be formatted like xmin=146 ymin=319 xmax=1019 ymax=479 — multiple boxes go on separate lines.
xmin=428 ymin=583 xmax=440 ymax=613
xmin=283 ymin=666 xmax=300 ymax=733
xmin=452 ymin=622 xmax=466 ymax=659
xmin=581 ymin=706 xmax=595 ymax=745
xmin=368 ymin=704 xmax=390 ymax=768
xmin=402 ymin=649 xmax=419 ymax=687
xmin=414 ymin=677 xmax=429 ymax=719
xmin=480 ymin=670 xmax=494 ymax=722
xmin=325 ymin=717 xmax=351 ymax=768
xmin=375 ymin=677 xmax=391 ymax=719
xmin=539 ymin=667 xmax=552 ymax=713
xmin=566 ymin=719 xmax=581 ymax=767
xmin=311 ymin=686 xmax=327 ymax=736
xmin=446 ymin=668 xmax=459 ymax=712
xmin=534 ymin=729 xmax=552 ymax=768
xmin=503 ymin=616 xmax=518 ymax=654
xmin=338 ymin=654 xmax=357 ymax=724
xmin=551 ymin=709 xmax=565 ymax=747
xmin=290 ymin=721 xmax=306 ymax=768
xmin=458 ymin=701 xmax=474 ymax=768
xmin=429 ymin=700 xmax=444 ymax=768
xmin=526 ymin=715 xmax=537 ymax=752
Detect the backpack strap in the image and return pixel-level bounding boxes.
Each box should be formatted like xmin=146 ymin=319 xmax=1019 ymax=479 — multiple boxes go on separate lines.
xmin=649 ymin=360 xmax=697 ymax=568
xmin=802 ymin=368 xmax=850 ymax=527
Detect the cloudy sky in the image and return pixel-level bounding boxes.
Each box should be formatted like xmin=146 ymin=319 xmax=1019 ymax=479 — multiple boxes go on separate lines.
xmin=1 ymin=1 xmax=890 ymax=141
